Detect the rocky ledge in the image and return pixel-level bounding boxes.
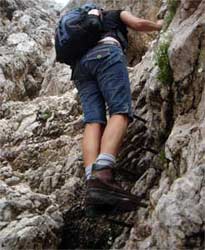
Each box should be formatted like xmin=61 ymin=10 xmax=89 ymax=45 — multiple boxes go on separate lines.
xmin=0 ymin=0 xmax=205 ymax=249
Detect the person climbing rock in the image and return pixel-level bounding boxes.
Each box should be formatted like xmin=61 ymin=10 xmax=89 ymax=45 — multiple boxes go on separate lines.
xmin=55 ymin=3 xmax=163 ymax=217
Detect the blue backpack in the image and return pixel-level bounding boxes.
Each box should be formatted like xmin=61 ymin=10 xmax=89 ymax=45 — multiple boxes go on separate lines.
xmin=55 ymin=3 xmax=103 ymax=66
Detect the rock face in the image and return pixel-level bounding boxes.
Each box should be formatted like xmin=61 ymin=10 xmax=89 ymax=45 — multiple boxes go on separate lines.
xmin=0 ymin=0 xmax=72 ymax=102
xmin=0 ymin=0 xmax=205 ymax=249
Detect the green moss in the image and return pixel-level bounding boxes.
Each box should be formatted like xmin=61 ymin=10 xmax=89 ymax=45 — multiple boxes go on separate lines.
xmin=159 ymin=149 xmax=166 ymax=162
xmin=155 ymin=148 xmax=169 ymax=171
xmin=155 ymin=39 xmax=173 ymax=85
xmin=38 ymin=110 xmax=52 ymax=122
xmin=164 ymin=0 xmax=180 ymax=29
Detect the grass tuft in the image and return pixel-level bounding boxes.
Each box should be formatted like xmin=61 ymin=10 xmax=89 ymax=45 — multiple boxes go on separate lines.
xmin=155 ymin=39 xmax=173 ymax=85
xmin=164 ymin=0 xmax=180 ymax=29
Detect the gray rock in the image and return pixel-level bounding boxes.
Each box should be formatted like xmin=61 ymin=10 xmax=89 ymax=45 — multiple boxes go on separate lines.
xmin=1 ymin=0 xmax=205 ymax=249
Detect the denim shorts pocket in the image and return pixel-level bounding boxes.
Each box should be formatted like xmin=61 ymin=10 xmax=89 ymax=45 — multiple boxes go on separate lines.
xmin=85 ymin=48 xmax=111 ymax=61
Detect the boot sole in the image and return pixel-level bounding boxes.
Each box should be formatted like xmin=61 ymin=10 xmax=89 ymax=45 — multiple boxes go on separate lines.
xmin=86 ymin=188 xmax=139 ymax=205
xmin=85 ymin=189 xmax=139 ymax=218
xmin=85 ymin=204 xmax=114 ymax=218
xmin=85 ymin=202 xmax=137 ymax=218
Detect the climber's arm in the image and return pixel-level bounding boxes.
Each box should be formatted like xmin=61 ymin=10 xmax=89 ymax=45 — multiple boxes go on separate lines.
xmin=120 ymin=11 xmax=163 ymax=32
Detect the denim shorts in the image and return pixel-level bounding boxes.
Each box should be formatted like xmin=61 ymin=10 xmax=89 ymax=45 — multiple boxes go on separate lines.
xmin=74 ymin=43 xmax=133 ymax=124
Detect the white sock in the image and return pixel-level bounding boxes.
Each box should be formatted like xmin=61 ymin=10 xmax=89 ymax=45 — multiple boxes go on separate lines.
xmin=85 ymin=165 xmax=92 ymax=180
xmin=85 ymin=154 xmax=116 ymax=180
xmin=95 ymin=153 xmax=116 ymax=168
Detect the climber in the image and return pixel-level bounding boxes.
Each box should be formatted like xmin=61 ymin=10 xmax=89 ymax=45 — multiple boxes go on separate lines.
xmin=71 ymin=7 xmax=163 ymax=217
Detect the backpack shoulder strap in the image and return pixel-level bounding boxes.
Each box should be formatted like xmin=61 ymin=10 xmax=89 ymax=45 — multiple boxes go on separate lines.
xmin=116 ymin=29 xmax=128 ymax=50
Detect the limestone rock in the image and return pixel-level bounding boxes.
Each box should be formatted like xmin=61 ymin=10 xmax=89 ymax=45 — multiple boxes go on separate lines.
xmin=0 ymin=0 xmax=57 ymax=102
xmin=1 ymin=0 xmax=205 ymax=249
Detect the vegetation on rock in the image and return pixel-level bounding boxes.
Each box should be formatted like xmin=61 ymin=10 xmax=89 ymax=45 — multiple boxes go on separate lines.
xmin=164 ymin=0 xmax=180 ymax=29
xmin=155 ymin=38 xmax=173 ymax=85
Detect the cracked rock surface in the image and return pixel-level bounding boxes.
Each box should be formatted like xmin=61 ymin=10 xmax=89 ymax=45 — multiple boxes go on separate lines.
xmin=0 ymin=0 xmax=205 ymax=249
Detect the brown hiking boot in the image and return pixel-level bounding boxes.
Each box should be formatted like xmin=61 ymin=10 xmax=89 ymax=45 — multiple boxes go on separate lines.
xmin=85 ymin=164 xmax=143 ymax=217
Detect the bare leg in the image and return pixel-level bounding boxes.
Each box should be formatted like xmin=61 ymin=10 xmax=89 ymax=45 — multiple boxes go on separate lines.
xmin=100 ymin=114 xmax=129 ymax=156
xmin=90 ymin=114 xmax=129 ymax=181
xmin=84 ymin=115 xmax=141 ymax=216
xmin=83 ymin=114 xmax=128 ymax=180
xmin=83 ymin=123 xmax=105 ymax=167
